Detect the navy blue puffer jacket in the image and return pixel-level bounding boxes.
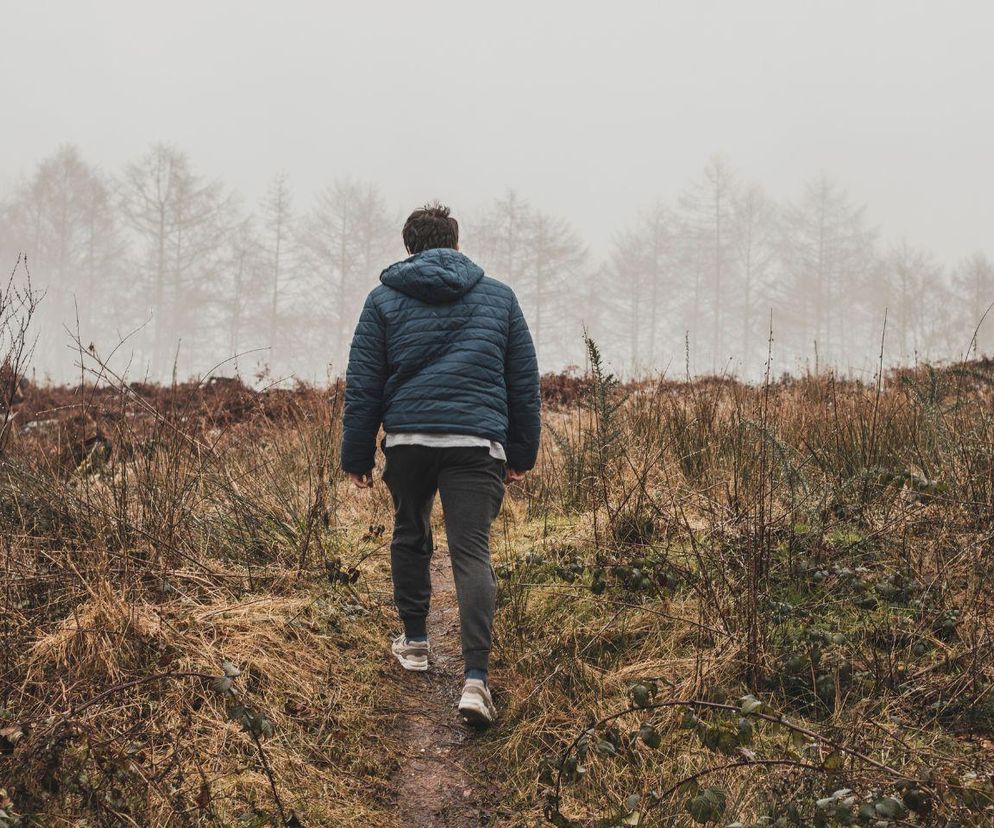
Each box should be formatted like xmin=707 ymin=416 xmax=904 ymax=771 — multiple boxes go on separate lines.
xmin=340 ymin=248 xmax=541 ymax=474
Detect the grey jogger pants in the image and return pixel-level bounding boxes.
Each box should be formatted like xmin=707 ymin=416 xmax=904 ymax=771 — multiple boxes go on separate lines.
xmin=381 ymin=444 xmax=505 ymax=673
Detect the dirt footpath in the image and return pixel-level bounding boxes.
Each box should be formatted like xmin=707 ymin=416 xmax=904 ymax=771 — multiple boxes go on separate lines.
xmin=388 ymin=553 xmax=497 ymax=827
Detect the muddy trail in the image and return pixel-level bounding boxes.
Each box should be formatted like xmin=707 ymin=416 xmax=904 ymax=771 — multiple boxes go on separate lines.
xmin=384 ymin=552 xmax=499 ymax=827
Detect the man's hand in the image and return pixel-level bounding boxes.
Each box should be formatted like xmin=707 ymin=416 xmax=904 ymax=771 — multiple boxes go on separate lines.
xmin=348 ymin=471 xmax=374 ymax=489
xmin=505 ymin=468 xmax=527 ymax=484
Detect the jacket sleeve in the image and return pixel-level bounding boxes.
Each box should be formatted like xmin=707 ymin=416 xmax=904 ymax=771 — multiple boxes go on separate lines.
xmin=504 ymin=293 xmax=541 ymax=471
xmin=341 ymin=291 xmax=388 ymax=474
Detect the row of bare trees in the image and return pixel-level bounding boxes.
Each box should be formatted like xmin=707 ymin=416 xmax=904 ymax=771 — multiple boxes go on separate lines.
xmin=1 ymin=145 xmax=991 ymax=383
xmin=0 ymin=145 xmax=401 ymax=380
xmin=606 ymin=157 xmax=992 ymax=376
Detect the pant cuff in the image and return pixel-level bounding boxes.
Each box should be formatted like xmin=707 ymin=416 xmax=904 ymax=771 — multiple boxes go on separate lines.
xmin=463 ymin=648 xmax=490 ymax=673
xmin=402 ymin=615 xmax=428 ymax=639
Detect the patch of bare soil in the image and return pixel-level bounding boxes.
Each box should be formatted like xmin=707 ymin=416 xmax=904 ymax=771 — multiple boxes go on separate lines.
xmin=388 ymin=553 xmax=497 ymax=827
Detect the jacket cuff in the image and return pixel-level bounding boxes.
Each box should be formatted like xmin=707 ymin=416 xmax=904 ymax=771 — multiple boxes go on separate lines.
xmin=505 ymin=442 xmax=537 ymax=472
xmin=341 ymin=458 xmax=374 ymax=475
xmin=340 ymin=436 xmax=376 ymax=474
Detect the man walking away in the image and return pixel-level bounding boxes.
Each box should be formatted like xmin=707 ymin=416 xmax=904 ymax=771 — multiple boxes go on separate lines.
xmin=340 ymin=203 xmax=541 ymax=726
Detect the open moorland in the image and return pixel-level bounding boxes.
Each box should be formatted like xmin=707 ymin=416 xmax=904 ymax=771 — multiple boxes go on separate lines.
xmin=2 ymin=344 xmax=994 ymax=826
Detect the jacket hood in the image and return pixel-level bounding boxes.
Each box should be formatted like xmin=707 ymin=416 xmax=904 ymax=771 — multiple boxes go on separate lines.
xmin=380 ymin=248 xmax=484 ymax=303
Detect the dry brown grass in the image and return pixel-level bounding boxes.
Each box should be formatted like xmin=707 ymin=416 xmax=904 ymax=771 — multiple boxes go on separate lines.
xmin=1 ymin=378 xmax=408 ymax=826
xmin=2 ymin=355 xmax=994 ymax=825
xmin=482 ymin=353 xmax=994 ymax=826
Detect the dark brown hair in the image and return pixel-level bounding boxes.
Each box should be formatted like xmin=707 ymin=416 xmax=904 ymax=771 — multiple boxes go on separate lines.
xmin=402 ymin=202 xmax=459 ymax=254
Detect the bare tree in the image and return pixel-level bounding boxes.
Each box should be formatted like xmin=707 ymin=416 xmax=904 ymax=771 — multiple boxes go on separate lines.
xmin=780 ymin=175 xmax=876 ymax=368
xmin=469 ymin=190 xmax=532 ymax=295
xmin=609 ymin=201 xmax=676 ymax=373
xmin=916 ymin=271 xmax=957 ymax=360
xmin=119 ymin=144 xmax=236 ymax=376
xmin=262 ymin=173 xmax=293 ymax=369
xmin=469 ymin=192 xmax=586 ymax=367
xmin=224 ymin=217 xmax=268 ymax=371
xmin=678 ymin=156 xmax=738 ymax=371
xmin=525 ymin=208 xmax=587 ymax=363
xmin=732 ymin=183 xmax=777 ymax=372
xmin=609 ymin=224 xmax=649 ymax=373
xmin=0 ymin=145 xmax=121 ymax=376
xmin=297 ymin=179 xmax=396 ymax=372
xmin=953 ymin=252 xmax=994 ymax=357
xmin=877 ymin=240 xmax=943 ymax=363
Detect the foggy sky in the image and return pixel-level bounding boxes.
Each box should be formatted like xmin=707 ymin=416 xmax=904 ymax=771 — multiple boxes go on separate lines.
xmin=3 ymin=1 xmax=993 ymax=262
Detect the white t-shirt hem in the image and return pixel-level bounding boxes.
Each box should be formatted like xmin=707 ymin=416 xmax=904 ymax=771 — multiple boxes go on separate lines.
xmin=383 ymin=432 xmax=507 ymax=462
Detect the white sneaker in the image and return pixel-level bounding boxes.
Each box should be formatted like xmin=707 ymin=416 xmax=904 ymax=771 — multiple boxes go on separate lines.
xmin=391 ymin=634 xmax=429 ymax=671
xmin=458 ymin=678 xmax=497 ymax=727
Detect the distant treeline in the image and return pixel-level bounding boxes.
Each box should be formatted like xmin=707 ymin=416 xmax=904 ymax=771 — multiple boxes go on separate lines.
xmin=1 ymin=145 xmax=991 ymax=383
